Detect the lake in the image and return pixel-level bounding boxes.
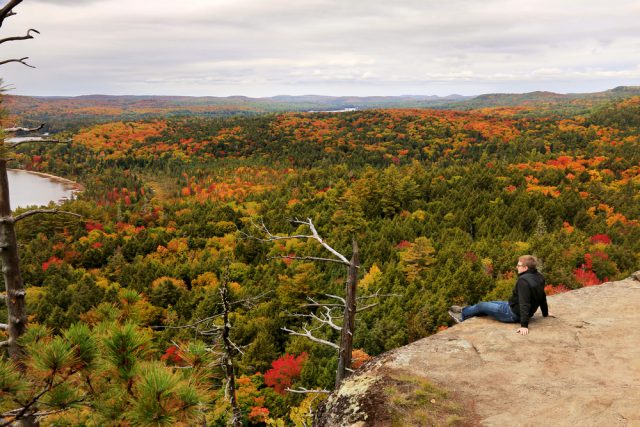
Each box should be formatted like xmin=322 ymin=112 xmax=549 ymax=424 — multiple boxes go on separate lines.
xmin=7 ymin=169 xmax=81 ymax=210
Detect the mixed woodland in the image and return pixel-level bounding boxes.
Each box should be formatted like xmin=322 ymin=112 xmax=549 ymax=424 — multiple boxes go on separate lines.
xmin=1 ymin=92 xmax=640 ymax=425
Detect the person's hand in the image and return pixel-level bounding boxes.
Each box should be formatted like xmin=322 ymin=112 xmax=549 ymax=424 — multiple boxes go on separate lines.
xmin=516 ymin=327 xmax=529 ymax=335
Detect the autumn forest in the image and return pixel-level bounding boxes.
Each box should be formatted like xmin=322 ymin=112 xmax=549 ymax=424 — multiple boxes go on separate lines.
xmin=0 ymin=86 xmax=638 ymax=425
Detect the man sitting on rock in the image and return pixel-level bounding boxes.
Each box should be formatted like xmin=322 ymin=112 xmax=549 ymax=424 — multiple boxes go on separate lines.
xmin=448 ymin=255 xmax=549 ymax=335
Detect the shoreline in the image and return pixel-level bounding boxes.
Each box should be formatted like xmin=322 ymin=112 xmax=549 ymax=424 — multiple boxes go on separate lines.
xmin=7 ymin=168 xmax=85 ymax=193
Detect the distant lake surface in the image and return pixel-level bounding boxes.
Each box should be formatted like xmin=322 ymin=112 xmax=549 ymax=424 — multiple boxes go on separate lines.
xmin=7 ymin=169 xmax=81 ymax=210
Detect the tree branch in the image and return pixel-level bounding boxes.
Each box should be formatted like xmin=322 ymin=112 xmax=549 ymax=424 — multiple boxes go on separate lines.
xmin=288 ymin=305 xmax=343 ymax=332
xmin=356 ymin=303 xmax=378 ymax=312
xmin=0 ymin=28 xmax=39 ymax=45
xmin=249 ymin=217 xmax=351 ymax=266
xmin=285 ymin=387 xmax=331 ymax=395
xmin=300 ymin=217 xmax=351 ymax=265
xmin=324 ymin=294 xmax=346 ymax=305
xmin=228 ymin=289 xmax=273 ymax=307
xmin=281 ymin=326 xmax=340 ymax=350
xmin=0 ymin=56 xmax=34 ymax=68
xmin=357 ymin=289 xmax=401 ymax=301
xmin=13 ymin=209 xmax=82 ymax=223
xmin=150 ymin=313 xmax=223 ymax=330
xmin=3 ymin=123 xmax=44 ymax=133
xmin=6 ymin=138 xmax=71 ymax=147
xmin=268 ymin=255 xmax=349 ymax=265
xmin=0 ymin=0 xmax=22 ymax=28
xmin=0 ymin=323 xmax=7 ymax=330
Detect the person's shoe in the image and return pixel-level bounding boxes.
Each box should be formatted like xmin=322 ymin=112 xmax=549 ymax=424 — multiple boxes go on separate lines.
xmin=449 ymin=305 xmax=463 ymax=314
xmin=448 ymin=310 xmax=463 ymax=324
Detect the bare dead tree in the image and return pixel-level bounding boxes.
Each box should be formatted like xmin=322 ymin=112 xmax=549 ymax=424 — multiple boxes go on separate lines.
xmin=251 ymin=218 xmax=399 ymax=390
xmin=0 ymin=0 xmax=79 ymax=367
xmin=219 ymin=271 xmax=243 ymax=427
xmin=153 ymin=269 xmax=271 ymax=426
xmin=250 ymin=217 xmax=362 ymax=387
xmin=0 ymin=3 xmax=82 ymax=426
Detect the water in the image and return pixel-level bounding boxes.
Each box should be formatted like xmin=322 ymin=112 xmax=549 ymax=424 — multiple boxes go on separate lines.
xmin=7 ymin=169 xmax=80 ymax=209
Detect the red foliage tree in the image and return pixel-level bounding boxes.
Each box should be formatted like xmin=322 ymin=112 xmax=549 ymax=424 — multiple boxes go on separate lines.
xmin=42 ymin=256 xmax=63 ymax=271
xmin=85 ymin=220 xmax=104 ymax=232
xmin=160 ymin=345 xmax=185 ymax=365
xmin=590 ymin=234 xmax=611 ymax=245
xmin=263 ymin=352 xmax=308 ymax=394
xmin=248 ymin=406 xmax=269 ymax=423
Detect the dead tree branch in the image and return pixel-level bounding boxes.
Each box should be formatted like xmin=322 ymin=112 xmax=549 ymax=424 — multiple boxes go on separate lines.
xmin=0 ymin=28 xmax=38 ymax=45
xmin=282 ymin=325 xmax=340 ymax=350
xmin=150 ymin=313 xmax=223 ymax=330
xmin=3 ymin=123 xmax=44 ymax=133
xmin=288 ymin=307 xmax=342 ymax=332
xmin=268 ymin=254 xmax=349 ymax=265
xmin=284 ymin=387 xmax=331 ymax=395
xmin=0 ymin=0 xmax=22 ymax=27
xmin=357 ymin=289 xmax=401 ymax=301
xmin=250 ymin=217 xmax=351 ymax=266
xmin=228 ymin=289 xmax=273 ymax=307
xmin=0 ymin=56 xmax=34 ymax=68
xmin=6 ymin=138 xmax=72 ymax=147
xmin=356 ymin=303 xmax=379 ymax=312
xmin=324 ymin=293 xmax=346 ymax=305
xmin=13 ymin=209 xmax=82 ymax=223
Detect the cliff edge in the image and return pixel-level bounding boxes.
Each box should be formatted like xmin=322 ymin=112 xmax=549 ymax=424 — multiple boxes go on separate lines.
xmin=316 ymin=272 xmax=640 ymax=426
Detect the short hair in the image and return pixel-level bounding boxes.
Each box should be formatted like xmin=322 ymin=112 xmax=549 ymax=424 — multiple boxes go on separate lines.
xmin=519 ymin=255 xmax=538 ymax=269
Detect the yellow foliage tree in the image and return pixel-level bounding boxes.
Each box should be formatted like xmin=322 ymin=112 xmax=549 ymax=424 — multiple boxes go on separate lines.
xmin=399 ymin=237 xmax=436 ymax=282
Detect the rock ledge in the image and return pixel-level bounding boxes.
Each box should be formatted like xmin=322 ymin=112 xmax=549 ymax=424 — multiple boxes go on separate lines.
xmin=317 ymin=273 xmax=640 ymax=426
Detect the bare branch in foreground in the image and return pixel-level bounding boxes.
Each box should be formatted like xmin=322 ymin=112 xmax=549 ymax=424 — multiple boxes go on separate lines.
xmin=302 ymin=297 xmax=343 ymax=330
xmin=13 ymin=209 xmax=82 ymax=223
xmin=268 ymin=255 xmax=349 ymax=265
xmin=285 ymin=387 xmax=331 ymax=395
xmin=6 ymin=138 xmax=71 ymax=147
xmin=228 ymin=289 xmax=273 ymax=307
xmin=356 ymin=303 xmax=379 ymax=313
xmin=0 ymin=341 xmax=8 ymax=348
xmin=150 ymin=313 xmax=223 ymax=330
xmin=0 ymin=28 xmax=39 ymax=45
xmin=0 ymin=0 xmax=22 ymax=27
xmin=282 ymin=326 xmax=340 ymax=350
xmin=0 ymin=56 xmax=34 ymax=68
xmin=288 ymin=306 xmax=342 ymax=332
xmin=324 ymin=293 xmax=346 ymax=305
xmin=249 ymin=217 xmax=351 ymax=266
xmin=357 ymin=289 xmax=402 ymax=301
xmin=3 ymin=123 xmax=44 ymax=133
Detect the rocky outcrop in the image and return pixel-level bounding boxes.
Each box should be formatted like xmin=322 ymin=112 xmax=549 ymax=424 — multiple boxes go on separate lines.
xmin=317 ymin=273 xmax=640 ymax=426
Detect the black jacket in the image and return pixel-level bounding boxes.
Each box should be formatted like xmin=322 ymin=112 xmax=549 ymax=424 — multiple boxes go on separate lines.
xmin=508 ymin=269 xmax=548 ymax=328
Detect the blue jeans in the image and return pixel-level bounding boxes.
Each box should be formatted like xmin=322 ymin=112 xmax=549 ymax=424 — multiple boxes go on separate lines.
xmin=461 ymin=301 xmax=519 ymax=323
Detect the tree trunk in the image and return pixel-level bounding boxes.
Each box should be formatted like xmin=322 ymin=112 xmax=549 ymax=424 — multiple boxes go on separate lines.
xmin=0 ymin=160 xmax=38 ymax=426
xmin=335 ymin=239 xmax=359 ymax=387
xmin=0 ymin=159 xmax=27 ymax=362
xmin=220 ymin=280 xmax=242 ymax=427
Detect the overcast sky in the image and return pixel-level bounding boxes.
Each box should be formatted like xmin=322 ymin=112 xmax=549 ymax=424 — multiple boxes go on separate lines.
xmin=1 ymin=0 xmax=639 ymax=97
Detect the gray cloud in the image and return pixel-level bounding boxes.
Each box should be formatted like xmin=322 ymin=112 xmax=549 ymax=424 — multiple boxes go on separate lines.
xmin=1 ymin=0 xmax=639 ymax=96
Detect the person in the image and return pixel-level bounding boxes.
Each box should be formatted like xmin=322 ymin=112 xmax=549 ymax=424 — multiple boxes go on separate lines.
xmin=448 ymin=255 xmax=549 ymax=335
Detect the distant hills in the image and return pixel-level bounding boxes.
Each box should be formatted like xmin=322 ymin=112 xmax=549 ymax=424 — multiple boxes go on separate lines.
xmin=3 ymin=86 xmax=640 ymax=130
xmin=458 ymin=85 xmax=640 ymax=109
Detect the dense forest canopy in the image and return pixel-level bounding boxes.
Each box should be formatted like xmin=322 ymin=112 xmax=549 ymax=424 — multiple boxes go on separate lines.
xmin=2 ymin=93 xmax=640 ymax=424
